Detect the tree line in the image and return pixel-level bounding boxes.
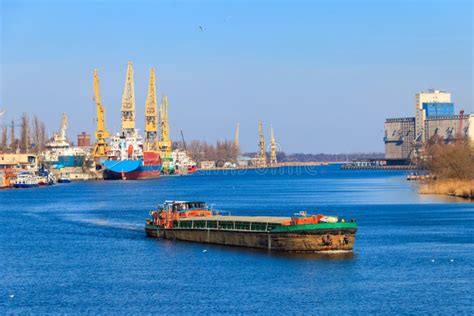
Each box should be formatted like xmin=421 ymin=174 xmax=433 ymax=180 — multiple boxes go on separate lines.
xmin=424 ymin=136 xmax=474 ymax=180
xmin=0 ymin=113 xmax=47 ymax=154
xmin=185 ymin=140 xmax=239 ymax=165
xmin=183 ymin=139 xmax=385 ymax=165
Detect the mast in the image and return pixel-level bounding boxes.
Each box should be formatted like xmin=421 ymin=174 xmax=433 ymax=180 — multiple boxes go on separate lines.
xmin=257 ymin=120 xmax=266 ymax=167
xmin=121 ymin=61 xmax=136 ymax=136
xmin=92 ymin=68 xmax=110 ymax=158
xmin=158 ymin=95 xmax=172 ymax=159
xmin=144 ymin=68 xmax=158 ymax=152
xmin=270 ymin=125 xmax=277 ymax=166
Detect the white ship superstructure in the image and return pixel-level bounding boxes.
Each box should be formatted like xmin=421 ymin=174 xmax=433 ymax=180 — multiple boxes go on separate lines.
xmin=43 ymin=113 xmax=87 ymax=167
xmin=107 ymin=130 xmax=144 ymax=161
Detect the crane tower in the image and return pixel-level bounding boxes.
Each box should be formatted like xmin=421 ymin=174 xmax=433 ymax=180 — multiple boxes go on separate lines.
xmin=234 ymin=122 xmax=240 ymax=152
xmin=92 ymin=69 xmax=110 ymax=159
xmin=158 ymin=95 xmax=172 ymax=160
xmin=59 ymin=113 xmax=68 ymax=142
xmin=270 ymin=126 xmax=277 ymax=166
xmin=257 ymin=120 xmax=267 ymax=167
xmin=144 ymin=68 xmax=159 ymax=152
xmin=121 ymin=61 xmax=136 ymax=136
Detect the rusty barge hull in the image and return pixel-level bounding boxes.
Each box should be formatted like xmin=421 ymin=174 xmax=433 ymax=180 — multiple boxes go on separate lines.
xmin=145 ymin=223 xmax=356 ymax=252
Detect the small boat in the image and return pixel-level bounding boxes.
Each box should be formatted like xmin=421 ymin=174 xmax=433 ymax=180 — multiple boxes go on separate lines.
xmin=38 ymin=165 xmax=56 ymax=185
xmin=145 ymin=201 xmax=357 ymax=252
xmin=13 ymin=172 xmax=39 ymax=188
xmin=406 ymin=173 xmax=435 ymax=181
xmin=57 ymin=173 xmax=71 ymax=183
xmin=187 ymin=165 xmax=198 ymax=174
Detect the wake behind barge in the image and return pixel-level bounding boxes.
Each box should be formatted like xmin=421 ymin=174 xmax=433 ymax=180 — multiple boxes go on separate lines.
xmin=145 ymin=201 xmax=357 ymax=252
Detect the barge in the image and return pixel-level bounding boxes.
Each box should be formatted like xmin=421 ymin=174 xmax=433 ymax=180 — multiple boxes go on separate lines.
xmin=145 ymin=201 xmax=357 ymax=252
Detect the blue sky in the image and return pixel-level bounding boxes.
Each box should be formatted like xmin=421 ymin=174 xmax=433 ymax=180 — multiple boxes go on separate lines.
xmin=1 ymin=0 xmax=472 ymax=153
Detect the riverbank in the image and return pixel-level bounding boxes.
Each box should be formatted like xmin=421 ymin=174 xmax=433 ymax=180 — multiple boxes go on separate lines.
xmin=419 ymin=179 xmax=474 ymax=199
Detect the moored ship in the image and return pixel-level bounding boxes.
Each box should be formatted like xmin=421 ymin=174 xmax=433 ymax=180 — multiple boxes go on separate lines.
xmin=100 ymin=62 xmax=162 ymax=180
xmin=102 ymin=132 xmax=162 ymax=180
xmin=13 ymin=172 xmax=39 ymax=188
xmin=145 ymin=201 xmax=357 ymax=252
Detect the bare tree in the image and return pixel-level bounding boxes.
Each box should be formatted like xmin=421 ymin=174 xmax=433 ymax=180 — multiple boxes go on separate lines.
xmin=20 ymin=113 xmax=29 ymax=153
xmin=187 ymin=139 xmax=238 ymax=164
xmin=39 ymin=120 xmax=47 ymax=151
xmin=425 ymin=139 xmax=474 ymax=180
xmin=0 ymin=127 xmax=7 ymax=152
xmin=31 ymin=115 xmax=40 ymax=153
xmin=30 ymin=115 xmax=48 ymax=153
xmin=10 ymin=120 xmax=15 ymax=152
xmin=187 ymin=140 xmax=206 ymax=162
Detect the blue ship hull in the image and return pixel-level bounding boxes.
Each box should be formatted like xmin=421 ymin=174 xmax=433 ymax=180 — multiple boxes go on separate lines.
xmin=102 ymin=154 xmax=162 ymax=180
xmin=14 ymin=183 xmax=39 ymax=188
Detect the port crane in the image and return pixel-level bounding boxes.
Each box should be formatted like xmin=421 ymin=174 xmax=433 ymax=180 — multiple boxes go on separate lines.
xmin=158 ymin=95 xmax=172 ymax=160
xmin=121 ymin=61 xmax=136 ymax=136
xmin=257 ymin=120 xmax=267 ymax=167
xmin=270 ymin=125 xmax=277 ymax=166
xmin=92 ymin=69 xmax=110 ymax=159
xmin=180 ymin=130 xmax=187 ymax=153
xmin=144 ymin=68 xmax=159 ymax=152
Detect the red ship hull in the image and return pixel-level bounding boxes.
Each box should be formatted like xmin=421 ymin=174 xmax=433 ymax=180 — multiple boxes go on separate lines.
xmin=106 ymin=169 xmax=162 ymax=180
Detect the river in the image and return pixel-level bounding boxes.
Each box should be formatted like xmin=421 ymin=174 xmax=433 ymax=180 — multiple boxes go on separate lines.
xmin=1 ymin=165 xmax=473 ymax=314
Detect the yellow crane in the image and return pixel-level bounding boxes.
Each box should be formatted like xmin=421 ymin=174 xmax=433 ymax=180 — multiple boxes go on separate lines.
xmin=158 ymin=95 xmax=172 ymax=160
xmin=121 ymin=61 xmax=136 ymax=135
xmin=270 ymin=125 xmax=277 ymax=166
xmin=144 ymin=68 xmax=159 ymax=152
xmin=92 ymin=69 xmax=110 ymax=159
xmin=257 ymin=120 xmax=267 ymax=167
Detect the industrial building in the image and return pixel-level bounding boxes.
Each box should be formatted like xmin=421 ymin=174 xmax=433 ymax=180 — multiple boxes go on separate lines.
xmin=383 ymin=117 xmax=416 ymax=163
xmin=415 ymin=90 xmax=452 ymax=141
xmin=384 ymin=89 xmax=472 ymax=164
xmin=0 ymin=154 xmax=38 ymax=170
xmin=77 ymin=132 xmax=91 ymax=147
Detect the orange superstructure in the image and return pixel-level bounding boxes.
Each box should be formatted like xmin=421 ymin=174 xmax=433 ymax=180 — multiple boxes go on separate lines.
xmin=151 ymin=201 xmax=212 ymax=228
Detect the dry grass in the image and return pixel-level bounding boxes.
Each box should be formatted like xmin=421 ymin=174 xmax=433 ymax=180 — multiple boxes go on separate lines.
xmin=419 ymin=179 xmax=474 ymax=199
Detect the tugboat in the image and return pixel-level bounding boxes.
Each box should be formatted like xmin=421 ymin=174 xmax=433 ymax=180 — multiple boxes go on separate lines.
xmin=145 ymin=201 xmax=357 ymax=252
xmin=13 ymin=172 xmax=39 ymax=188
xmin=37 ymin=165 xmax=56 ymax=185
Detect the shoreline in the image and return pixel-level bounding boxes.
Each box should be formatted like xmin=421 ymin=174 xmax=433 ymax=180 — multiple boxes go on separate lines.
xmin=419 ymin=179 xmax=474 ymax=200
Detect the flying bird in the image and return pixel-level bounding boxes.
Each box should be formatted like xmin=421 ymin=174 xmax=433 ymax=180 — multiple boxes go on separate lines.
xmin=198 ymin=25 xmax=205 ymax=32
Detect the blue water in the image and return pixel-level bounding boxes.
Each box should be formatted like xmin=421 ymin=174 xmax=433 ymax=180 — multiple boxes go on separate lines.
xmin=1 ymin=166 xmax=473 ymax=314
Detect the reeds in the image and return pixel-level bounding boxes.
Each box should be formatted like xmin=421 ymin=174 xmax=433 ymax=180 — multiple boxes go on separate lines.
xmin=419 ymin=180 xmax=474 ymax=199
